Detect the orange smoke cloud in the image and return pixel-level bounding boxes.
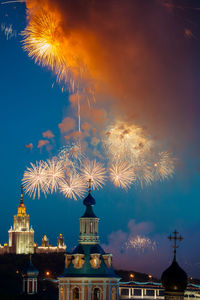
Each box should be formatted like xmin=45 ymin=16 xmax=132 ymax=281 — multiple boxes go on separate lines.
xmin=58 ymin=117 xmax=75 ymax=133
xmin=25 ymin=143 xmax=33 ymax=151
xmin=37 ymin=139 xmax=50 ymax=149
xmin=24 ymin=0 xmax=199 ymax=147
xmin=42 ymin=130 xmax=55 ymax=139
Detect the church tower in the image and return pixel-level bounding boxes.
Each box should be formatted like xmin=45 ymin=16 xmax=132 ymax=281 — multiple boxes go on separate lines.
xmin=161 ymin=230 xmax=188 ymax=300
xmin=8 ymin=185 xmax=34 ymax=254
xmin=59 ymin=182 xmax=120 ymax=300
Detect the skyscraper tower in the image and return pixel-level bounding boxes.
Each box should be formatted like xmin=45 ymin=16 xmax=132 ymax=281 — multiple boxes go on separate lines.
xmin=8 ymin=185 xmax=34 ymax=254
xmin=59 ymin=181 xmax=120 ymax=300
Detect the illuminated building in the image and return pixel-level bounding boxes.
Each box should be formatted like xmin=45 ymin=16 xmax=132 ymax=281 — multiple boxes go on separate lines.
xmin=8 ymin=185 xmax=34 ymax=254
xmin=42 ymin=235 xmax=49 ymax=247
xmin=58 ymin=184 xmax=120 ymax=300
xmin=36 ymin=234 xmax=66 ymax=253
xmin=0 ymin=185 xmax=66 ymax=254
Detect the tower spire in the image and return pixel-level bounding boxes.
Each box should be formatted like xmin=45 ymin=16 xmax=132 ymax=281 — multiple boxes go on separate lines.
xmin=20 ymin=184 xmax=24 ymax=204
xmin=88 ymin=178 xmax=92 ymax=194
xmin=168 ymin=230 xmax=183 ymax=260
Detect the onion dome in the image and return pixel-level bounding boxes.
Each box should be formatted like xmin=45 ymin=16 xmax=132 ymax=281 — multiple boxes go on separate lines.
xmin=81 ymin=181 xmax=97 ymax=218
xmin=161 ymin=256 xmax=188 ymax=293
xmin=23 ymin=256 xmax=39 ymax=277
xmin=83 ymin=192 xmax=96 ymax=206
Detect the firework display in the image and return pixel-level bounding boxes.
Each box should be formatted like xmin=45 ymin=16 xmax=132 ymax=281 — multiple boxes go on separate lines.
xmin=109 ymin=161 xmax=135 ymax=190
xmin=22 ymin=161 xmax=49 ymax=199
xmin=60 ymin=173 xmax=87 ymax=200
xmin=19 ymin=4 xmax=176 ymax=201
xmin=22 ymin=121 xmax=176 ymax=200
xmin=80 ymin=159 xmax=107 ymax=190
xmin=125 ymin=235 xmax=157 ymax=253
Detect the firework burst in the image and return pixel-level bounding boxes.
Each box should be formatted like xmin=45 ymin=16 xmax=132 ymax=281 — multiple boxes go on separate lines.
xmin=153 ymin=151 xmax=175 ymax=181
xmin=81 ymin=159 xmax=107 ymax=190
xmin=44 ymin=159 xmax=65 ymax=193
xmin=22 ymin=11 xmax=65 ymax=74
xmin=60 ymin=173 xmax=87 ymax=200
xmin=104 ymin=122 xmax=152 ymax=163
xmin=126 ymin=235 xmax=156 ymax=253
xmin=109 ymin=161 xmax=135 ymax=190
xmin=22 ymin=161 xmax=48 ymax=199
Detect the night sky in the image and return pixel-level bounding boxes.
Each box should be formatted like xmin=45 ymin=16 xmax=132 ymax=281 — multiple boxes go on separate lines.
xmin=1 ymin=0 xmax=200 ymax=278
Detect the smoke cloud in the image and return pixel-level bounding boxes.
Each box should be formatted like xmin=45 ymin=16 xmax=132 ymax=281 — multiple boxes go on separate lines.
xmin=42 ymin=130 xmax=55 ymax=139
xmin=25 ymin=0 xmax=200 ymax=148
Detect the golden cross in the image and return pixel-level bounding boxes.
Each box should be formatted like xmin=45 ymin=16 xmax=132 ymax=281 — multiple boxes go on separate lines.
xmin=168 ymin=230 xmax=183 ymax=256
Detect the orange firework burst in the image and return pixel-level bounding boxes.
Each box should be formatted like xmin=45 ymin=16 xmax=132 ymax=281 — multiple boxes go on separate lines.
xmin=22 ymin=10 xmax=65 ymax=73
xmin=109 ymin=161 xmax=135 ymax=190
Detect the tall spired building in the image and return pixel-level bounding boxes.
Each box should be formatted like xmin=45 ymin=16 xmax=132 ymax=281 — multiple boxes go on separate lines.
xmin=8 ymin=186 xmax=34 ymax=254
xmin=59 ymin=182 xmax=120 ymax=300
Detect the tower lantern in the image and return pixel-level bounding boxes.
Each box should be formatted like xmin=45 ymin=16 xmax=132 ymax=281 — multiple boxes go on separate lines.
xmin=22 ymin=255 xmax=39 ymax=295
xmin=58 ymin=184 xmax=120 ymax=300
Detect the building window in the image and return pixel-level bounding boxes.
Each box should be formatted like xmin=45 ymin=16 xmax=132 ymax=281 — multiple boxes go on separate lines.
xmin=121 ymin=288 xmax=129 ymax=296
xmin=93 ymin=288 xmax=101 ymax=300
xmin=29 ymin=280 xmax=32 ymax=293
xmin=73 ymin=287 xmax=79 ymax=300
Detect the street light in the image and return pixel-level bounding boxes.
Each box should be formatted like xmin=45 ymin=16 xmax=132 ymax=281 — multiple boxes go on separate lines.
xmin=129 ymin=273 xmax=134 ymax=280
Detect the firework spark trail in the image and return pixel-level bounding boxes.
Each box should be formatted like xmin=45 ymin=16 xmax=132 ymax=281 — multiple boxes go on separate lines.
xmin=1 ymin=23 xmax=17 ymax=40
xmin=60 ymin=173 xmax=87 ymax=200
xmin=44 ymin=159 xmax=65 ymax=193
xmin=133 ymin=157 xmax=154 ymax=187
xmin=126 ymin=235 xmax=156 ymax=253
xmin=1 ymin=0 xmax=25 ymax=4
xmin=22 ymin=161 xmax=48 ymax=199
xmin=58 ymin=142 xmax=85 ymax=166
xmin=77 ymin=94 xmax=81 ymax=132
xmin=81 ymin=159 xmax=107 ymax=190
xmin=153 ymin=151 xmax=175 ymax=181
xmin=109 ymin=161 xmax=135 ymax=190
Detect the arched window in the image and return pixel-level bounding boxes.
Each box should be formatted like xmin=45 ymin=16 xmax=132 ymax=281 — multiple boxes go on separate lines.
xmin=73 ymin=287 xmax=79 ymax=300
xmin=94 ymin=288 xmax=101 ymax=300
